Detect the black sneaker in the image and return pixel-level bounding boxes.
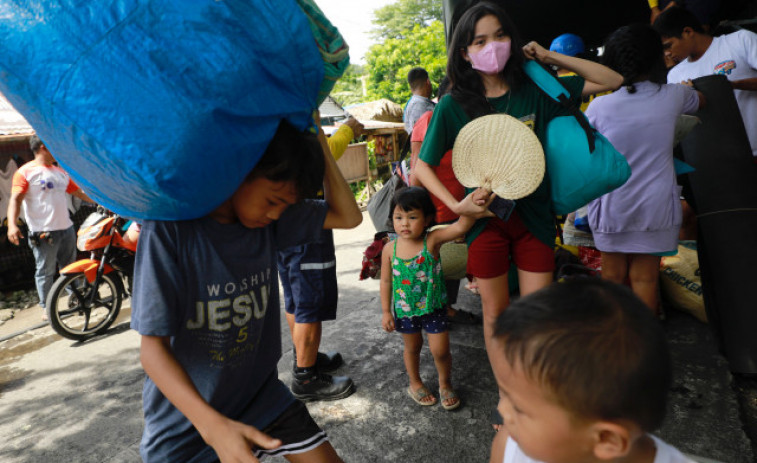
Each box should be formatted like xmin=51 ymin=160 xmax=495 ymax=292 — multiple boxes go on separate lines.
xmin=291 ymin=372 xmax=355 ymax=402
xmin=292 ymin=349 xmax=343 ymax=373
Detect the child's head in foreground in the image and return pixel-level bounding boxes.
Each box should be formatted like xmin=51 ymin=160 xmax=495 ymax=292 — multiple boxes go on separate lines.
xmin=221 ymin=119 xmax=325 ymax=228
xmin=491 ymin=278 xmax=671 ymax=462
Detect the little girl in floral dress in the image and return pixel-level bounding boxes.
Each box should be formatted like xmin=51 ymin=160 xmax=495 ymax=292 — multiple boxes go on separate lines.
xmin=380 ymin=186 xmax=487 ymax=410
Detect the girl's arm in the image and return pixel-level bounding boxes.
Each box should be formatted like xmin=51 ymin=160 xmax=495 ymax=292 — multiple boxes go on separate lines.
xmin=414 ymin=161 xmax=494 ymax=218
xmin=140 ymin=335 xmax=281 ymax=462
xmin=320 ymin=127 xmax=363 ymax=230
xmin=428 ymin=188 xmax=493 ymax=252
xmin=523 ymin=42 xmax=623 ymax=97
xmin=379 ymin=244 xmax=395 ymax=332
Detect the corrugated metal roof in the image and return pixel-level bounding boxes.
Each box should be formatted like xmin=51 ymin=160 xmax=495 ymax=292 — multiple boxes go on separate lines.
xmin=0 ymin=93 xmax=33 ymax=136
xmin=319 ymin=96 xmax=346 ymax=118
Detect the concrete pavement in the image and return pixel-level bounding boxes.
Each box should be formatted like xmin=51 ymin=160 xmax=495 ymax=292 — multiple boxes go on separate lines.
xmin=0 ymin=211 xmax=753 ymax=462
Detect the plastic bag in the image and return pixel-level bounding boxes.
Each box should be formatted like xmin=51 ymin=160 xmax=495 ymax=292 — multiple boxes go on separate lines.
xmin=0 ymin=0 xmax=327 ymax=220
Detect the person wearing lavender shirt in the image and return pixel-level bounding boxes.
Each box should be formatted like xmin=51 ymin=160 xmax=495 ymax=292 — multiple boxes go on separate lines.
xmin=585 ymin=24 xmax=703 ymax=313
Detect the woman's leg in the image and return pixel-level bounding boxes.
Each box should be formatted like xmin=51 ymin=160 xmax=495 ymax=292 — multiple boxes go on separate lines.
xmin=476 ymin=274 xmax=510 ymax=354
xmin=402 ymin=332 xmax=434 ymax=403
xmin=628 ymin=254 xmax=662 ymax=312
xmin=516 ymin=269 xmax=553 ymax=297
xmin=601 ymin=252 xmax=629 ymax=285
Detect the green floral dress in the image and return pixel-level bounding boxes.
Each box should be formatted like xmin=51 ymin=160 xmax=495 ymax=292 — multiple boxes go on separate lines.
xmin=392 ymin=236 xmax=446 ymax=319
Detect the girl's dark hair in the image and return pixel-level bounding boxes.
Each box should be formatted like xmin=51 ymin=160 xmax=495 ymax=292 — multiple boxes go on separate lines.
xmin=447 ymin=1 xmax=527 ymax=119
xmin=247 ymin=119 xmax=325 ymax=200
xmin=602 ymin=24 xmax=667 ymax=93
xmin=389 ymin=186 xmax=436 ymax=229
xmin=494 ymin=278 xmax=672 ymax=431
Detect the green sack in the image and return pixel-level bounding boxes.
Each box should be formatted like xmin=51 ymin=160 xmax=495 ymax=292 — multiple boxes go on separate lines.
xmin=296 ymin=0 xmax=350 ymax=105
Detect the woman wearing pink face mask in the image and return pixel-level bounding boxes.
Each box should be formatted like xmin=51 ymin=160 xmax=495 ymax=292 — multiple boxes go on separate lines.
xmin=414 ymin=2 xmax=622 ymax=354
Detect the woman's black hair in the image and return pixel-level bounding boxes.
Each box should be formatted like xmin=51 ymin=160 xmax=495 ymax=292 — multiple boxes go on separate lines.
xmin=447 ymin=1 xmax=527 ymax=119
xmin=246 ymin=119 xmax=324 ymax=200
xmin=602 ymin=24 xmax=667 ymax=94
xmin=389 ymin=186 xmax=437 ymax=230
xmin=437 ymin=75 xmax=452 ymax=100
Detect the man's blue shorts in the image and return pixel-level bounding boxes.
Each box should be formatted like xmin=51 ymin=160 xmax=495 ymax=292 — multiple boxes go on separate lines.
xmin=277 ymin=228 xmax=338 ymax=324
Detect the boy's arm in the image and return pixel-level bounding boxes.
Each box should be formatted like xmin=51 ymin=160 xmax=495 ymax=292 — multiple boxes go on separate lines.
xmin=140 ymin=335 xmax=281 ymax=462
xmin=379 ymin=244 xmax=395 ymax=332
xmin=731 ymin=78 xmax=757 ymax=91
xmin=523 ymin=41 xmax=623 ymax=96
xmin=319 ymin=128 xmax=363 ymax=230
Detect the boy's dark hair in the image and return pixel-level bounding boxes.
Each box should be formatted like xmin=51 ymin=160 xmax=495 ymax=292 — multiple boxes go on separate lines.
xmin=29 ymin=134 xmax=44 ymax=153
xmin=494 ymin=278 xmax=671 ymax=431
xmin=602 ymin=24 xmax=667 ymax=93
xmin=389 ymin=186 xmax=436 ymax=229
xmin=247 ymin=119 xmax=325 ymax=200
xmin=447 ymin=1 xmax=526 ymax=119
xmin=407 ymin=67 xmax=430 ymax=91
xmin=653 ymin=6 xmax=706 ymax=38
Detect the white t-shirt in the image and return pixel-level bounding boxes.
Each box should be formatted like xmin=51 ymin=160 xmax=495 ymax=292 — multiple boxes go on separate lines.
xmin=11 ymin=162 xmax=77 ymax=232
xmin=502 ymin=435 xmax=697 ymax=463
xmin=667 ymin=30 xmax=757 ymax=156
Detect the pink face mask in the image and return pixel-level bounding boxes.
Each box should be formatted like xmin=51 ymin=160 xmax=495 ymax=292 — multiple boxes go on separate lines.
xmin=468 ymin=40 xmax=512 ymax=75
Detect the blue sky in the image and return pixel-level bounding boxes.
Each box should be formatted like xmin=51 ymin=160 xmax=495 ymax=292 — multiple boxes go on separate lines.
xmin=316 ymin=0 xmax=396 ymax=65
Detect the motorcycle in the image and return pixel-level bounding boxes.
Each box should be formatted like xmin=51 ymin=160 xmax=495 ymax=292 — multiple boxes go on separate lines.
xmin=46 ymin=208 xmax=137 ymax=341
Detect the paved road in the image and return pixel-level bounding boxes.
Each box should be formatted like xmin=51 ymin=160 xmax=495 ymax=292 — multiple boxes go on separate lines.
xmin=0 ymin=212 xmax=752 ymax=462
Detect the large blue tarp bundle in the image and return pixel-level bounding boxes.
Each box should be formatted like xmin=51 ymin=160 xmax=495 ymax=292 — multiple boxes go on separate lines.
xmin=0 ymin=0 xmax=330 ymax=219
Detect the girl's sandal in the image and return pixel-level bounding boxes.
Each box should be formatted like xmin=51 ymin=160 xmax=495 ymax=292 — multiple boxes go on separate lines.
xmin=407 ymin=385 xmax=437 ymax=406
xmin=439 ymin=388 xmax=461 ymax=411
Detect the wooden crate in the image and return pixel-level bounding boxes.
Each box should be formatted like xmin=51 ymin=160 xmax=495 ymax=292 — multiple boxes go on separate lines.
xmin=336 ymin=142 xmax=369 ymax=183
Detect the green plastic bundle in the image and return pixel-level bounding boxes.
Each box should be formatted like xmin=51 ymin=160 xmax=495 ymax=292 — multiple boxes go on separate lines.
xmin=296 ymin=0 xmax=351 ymax=105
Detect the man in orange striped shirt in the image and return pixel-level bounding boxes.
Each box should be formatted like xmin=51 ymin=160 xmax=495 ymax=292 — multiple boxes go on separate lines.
xmin=7 ymin=135 xmax=93 ymax=319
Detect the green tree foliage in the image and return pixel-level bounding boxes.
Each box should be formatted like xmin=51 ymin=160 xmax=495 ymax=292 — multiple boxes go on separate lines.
xmin=372 ymin=0 xmax=443 ymax=40
xmin=330 ymin=64 xmax=366 ymax=107
xmin=364 ymin=20 xmax=446 ymax=105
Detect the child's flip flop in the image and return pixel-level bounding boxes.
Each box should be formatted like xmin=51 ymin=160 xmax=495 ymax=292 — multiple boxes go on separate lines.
xmin=407 ymin=385 xmax=437 ymax=406
xmin=439 ymin=388 xmax=461 ymax=411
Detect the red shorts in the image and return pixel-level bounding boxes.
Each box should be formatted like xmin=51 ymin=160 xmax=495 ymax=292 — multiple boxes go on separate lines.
xmin=466 ymin=212 xmax=554 ymax=278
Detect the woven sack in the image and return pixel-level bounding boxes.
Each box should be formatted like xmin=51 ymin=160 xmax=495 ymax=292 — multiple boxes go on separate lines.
xmin=660 ymin=242 xmax=707 ymax=322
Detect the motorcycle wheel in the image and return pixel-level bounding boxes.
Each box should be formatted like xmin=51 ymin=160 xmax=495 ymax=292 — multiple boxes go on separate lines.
xmin=47 ymin=272 xmax=123 ymax=341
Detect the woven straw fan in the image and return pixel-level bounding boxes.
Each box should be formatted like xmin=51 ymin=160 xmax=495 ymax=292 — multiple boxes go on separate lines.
xmin=452 ymin=114 xmax=545 ymax=200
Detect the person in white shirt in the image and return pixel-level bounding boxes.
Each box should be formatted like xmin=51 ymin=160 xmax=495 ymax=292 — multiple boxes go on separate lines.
xmin=7 ymin=135 xmax=93 ymax=319
xmin=654 ymin=6 xmax=757 ymax=157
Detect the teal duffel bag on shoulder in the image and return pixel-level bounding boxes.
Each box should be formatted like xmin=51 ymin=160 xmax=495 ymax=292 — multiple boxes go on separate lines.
xmin=523 ymin=60 xmax=631 ymax=215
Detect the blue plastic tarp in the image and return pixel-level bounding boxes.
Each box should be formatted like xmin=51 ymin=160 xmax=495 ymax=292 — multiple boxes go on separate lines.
xmin=0 ymin=0 xmax=326 ymax=219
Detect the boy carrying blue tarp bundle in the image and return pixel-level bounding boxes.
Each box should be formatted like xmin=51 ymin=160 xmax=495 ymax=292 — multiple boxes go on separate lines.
xmin=130 ymin=114 xmax=362 ymax=463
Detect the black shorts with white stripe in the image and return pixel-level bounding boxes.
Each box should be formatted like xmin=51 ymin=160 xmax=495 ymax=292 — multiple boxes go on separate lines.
xmin=253 ymin=400 xmax=329 ymax=460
